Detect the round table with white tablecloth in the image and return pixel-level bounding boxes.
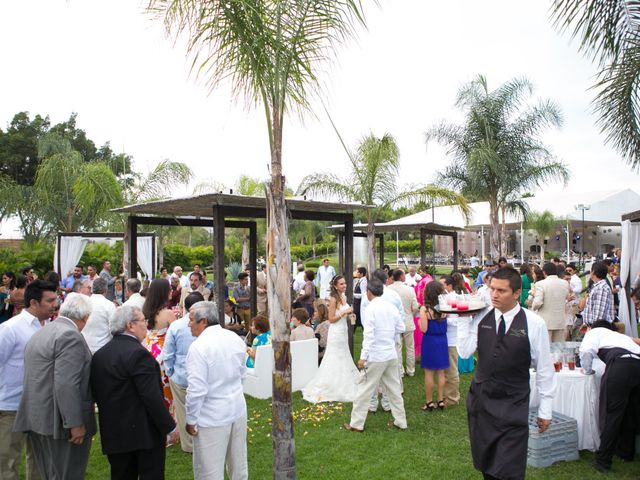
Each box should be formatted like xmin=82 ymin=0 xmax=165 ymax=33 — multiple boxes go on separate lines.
xmin=529 ymin=358 xmax=606 ymax=451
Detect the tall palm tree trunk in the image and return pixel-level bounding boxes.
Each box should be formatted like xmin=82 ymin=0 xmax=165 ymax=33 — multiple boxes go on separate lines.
xmin=366 ymin=211 xmax=376 ymax=275
xmin=266 ymin=113 xmax=295 ymax=479
xmin=489 ymin=201 xmax=500 ymax=259
xmin=500 ymin=205 xmax=507 ymax=257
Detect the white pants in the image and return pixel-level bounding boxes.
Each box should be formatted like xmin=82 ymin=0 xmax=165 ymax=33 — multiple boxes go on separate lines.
xmin=350 ymin=359 xmax=407 ymax=430
xmin=192 ymin=415 xmax=248 ymax=480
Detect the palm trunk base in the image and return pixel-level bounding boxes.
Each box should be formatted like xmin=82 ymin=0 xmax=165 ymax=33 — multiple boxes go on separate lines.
xmin=271 ymin=339 xmax=296 ymax=479
xmin=266 ymin=179 xmax=296 ymax=479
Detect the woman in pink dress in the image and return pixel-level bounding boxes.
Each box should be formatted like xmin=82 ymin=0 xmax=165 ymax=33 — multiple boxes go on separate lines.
xmin=414 ymin=266 xmax=434 ymax=358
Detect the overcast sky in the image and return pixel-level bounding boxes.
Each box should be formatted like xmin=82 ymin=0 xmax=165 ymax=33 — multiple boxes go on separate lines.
xmin=1 ymin=0 xmax=639 ymax=199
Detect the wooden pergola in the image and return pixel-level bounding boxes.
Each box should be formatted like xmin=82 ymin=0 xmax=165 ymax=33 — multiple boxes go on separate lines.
xmin=113 ymin=193 xmax=371 ymax=322
xmin=334 ymin=221 xmax=463 ymax=271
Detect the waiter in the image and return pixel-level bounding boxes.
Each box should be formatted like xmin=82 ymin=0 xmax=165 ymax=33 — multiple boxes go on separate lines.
xmin=580 ymin=320 xmax=640 ymax=473
xmin=458 ymin=267 xmax=556 ymax=480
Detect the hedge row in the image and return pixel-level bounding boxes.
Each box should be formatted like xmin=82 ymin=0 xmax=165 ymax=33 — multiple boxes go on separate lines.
xmin=0 ymin=237 xmax=433 ymax=277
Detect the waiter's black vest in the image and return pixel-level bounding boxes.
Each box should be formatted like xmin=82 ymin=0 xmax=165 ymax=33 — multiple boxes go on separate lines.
xmin=474 ymin=308 xmax=531 ymax=399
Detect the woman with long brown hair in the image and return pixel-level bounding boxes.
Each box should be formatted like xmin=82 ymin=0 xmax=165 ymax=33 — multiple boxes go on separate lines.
xmin=142 ymin=278 xmax=177 ymax=419
xmin=302 ymin=275 xmax=358 ymax=403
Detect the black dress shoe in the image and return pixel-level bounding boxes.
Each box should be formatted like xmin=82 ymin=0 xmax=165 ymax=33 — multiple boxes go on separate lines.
xmin=592 ymin=460 xmax=612 ymax=474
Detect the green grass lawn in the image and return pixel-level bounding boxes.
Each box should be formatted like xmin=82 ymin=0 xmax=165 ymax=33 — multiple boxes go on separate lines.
xmin=44 ymin=332 xmax=640 ymax=479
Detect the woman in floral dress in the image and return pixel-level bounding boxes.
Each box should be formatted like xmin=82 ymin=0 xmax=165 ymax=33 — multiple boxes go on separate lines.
xmin=142 ymin=278 xmax=177 ymax=417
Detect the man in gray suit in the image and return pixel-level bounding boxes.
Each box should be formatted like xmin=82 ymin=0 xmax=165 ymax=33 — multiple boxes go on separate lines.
xmin=14 ymin=293 xmax=96 ymax=480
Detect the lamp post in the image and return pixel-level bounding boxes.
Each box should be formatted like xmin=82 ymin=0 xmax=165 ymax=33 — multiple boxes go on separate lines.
xmin=576 ymin=204 xmax=591 ymax=269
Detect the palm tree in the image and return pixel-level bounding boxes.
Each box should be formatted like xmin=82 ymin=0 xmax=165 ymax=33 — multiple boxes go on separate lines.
xmin=149 ymin=2 xmax=367 ymax=476
xmin=427 ymin=75 xmax=570 ymax=259
xmin=34 ymin=133 xmax=123 ymax=233
xmin=550 ymin=1 xmax=640 ymax=171
xmin=525 ymin=210 xmax=557 ymax=263
xmin=298 ymin=133 xmax=469 ymax=273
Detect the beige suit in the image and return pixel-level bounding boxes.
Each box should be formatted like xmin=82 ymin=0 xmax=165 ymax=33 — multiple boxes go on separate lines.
xmin=179 ymin=285 xmax=211 ymax=314
xmin=387 ymin=281 xmax=420 ymax=376
xmin=531 ymin=275 xmax=570 ymax=342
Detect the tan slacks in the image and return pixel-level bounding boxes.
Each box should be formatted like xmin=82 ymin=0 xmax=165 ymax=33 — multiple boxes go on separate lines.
xmin=350 ymin=359 xmax=407 ymax=430
xmin=443 ymin=346 xmax=460 ymax=406
xmin=236 ymin=307 xmax=251 ymax=325
xmin=192 ymin=415 xmax=248 ymax=480
xmin=401 ymin=330 xmax=416 ymax=375
xmin=548 ymin=329 xmax=565 ymax=343
xmin=169 ymin=379 xmax=192 ymax=453
xmin=0 ymin=411 xmax=41 ymax=480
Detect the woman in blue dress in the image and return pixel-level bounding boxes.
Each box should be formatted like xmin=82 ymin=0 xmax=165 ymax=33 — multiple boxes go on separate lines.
xmin=419 ymin=280 xmax=449 ymax=411
xmin=246 ymin=314 xmax=272 ymax=368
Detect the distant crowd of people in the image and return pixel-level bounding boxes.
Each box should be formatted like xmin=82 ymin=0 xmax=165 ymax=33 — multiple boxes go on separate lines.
xmin=1 ymin=251 xmax=639 ymax=479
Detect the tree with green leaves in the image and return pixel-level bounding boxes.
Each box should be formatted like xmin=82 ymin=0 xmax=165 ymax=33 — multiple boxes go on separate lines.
xmin=551 ymin=0 xmax=640 ymax=171
xmin=150 ymin=1 xmax=367 ymax=476
xmin=525 ymin=210 xmax=557 ymax=262
xmin=33 ymin=133 xmax=123 ymax=233
xmin=0 ymin=112 xmax=50 ymax=185
xmin=298 ymin=133 xmax=468 ymax=272
xmin=426 ymin=75 xmax=570 ymax=259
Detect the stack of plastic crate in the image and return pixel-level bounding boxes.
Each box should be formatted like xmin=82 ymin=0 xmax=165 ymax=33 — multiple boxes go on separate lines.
xmin=527 ymin=409 xmax=579 ymax=468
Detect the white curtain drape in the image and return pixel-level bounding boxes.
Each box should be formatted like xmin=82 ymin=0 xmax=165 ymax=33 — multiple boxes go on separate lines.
xmin=137 ymin=236 xmax=154 ymax=280
xmin=619 ymin=220 xmax=640 ymax=338
xmin=54 ymin=236 xmax=88 ymax=276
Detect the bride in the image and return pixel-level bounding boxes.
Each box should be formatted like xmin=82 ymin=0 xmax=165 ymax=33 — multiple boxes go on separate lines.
xmin=302 ymin=275 xmax=359 ymax=403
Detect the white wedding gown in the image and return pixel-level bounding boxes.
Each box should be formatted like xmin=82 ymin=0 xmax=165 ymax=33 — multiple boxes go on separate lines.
xmin=302 ymin=301 xmax=359 ymax=403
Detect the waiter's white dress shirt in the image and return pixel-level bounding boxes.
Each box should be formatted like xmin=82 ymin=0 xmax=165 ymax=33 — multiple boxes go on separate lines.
xmin=458 ymin=304 xmax=556 ymax=420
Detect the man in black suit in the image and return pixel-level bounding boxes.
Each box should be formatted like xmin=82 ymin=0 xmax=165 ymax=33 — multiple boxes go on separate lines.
xmin=91 ymin=305 xmax=176 ymax=479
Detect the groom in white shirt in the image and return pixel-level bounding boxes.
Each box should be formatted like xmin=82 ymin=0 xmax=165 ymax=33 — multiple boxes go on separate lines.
xmin=343 ymin=279 xmax=407 ymax=432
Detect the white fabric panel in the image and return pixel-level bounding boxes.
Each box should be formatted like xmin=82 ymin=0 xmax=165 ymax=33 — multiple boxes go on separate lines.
xmin=620 ymin=220 xmax=640 ymax=337
xmin=137 ymin=236 xmax=154 ymax=280
xmin=54 ymin=236 xmax=87 ymax=276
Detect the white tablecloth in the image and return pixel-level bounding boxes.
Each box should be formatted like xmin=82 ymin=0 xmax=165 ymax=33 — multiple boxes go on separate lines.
xmin=529 ymin=360 xmax=605 ymax=452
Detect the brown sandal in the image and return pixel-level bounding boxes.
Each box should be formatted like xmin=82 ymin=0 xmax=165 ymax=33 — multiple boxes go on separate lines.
xmin=437 ymin=400 xmax=445 ymax=410
xmin=421 ymin=401 xmax=435 ymax=412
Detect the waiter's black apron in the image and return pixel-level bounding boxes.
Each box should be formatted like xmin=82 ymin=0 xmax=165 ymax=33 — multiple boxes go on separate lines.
xmin=595 ymin=347 xmax=640 ymax=463
xmin=467 ymin=308 xmax=531 ymax=480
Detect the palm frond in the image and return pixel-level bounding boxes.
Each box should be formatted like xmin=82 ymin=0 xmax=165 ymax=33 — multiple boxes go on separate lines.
xmin=296 ymin=172 xmax=355 ymax=202
xmin=550 ymin=0 xmax=640 ymax=169
xmin=550 ymin=0 xmax=640 ymax=65
xmin=592 ymin=39 xmax=640 ymax=170
xmin=525 ymin=210 xmax=557 ymax=237
xmin=151 ymin=0 xmax=367 ymax=118
xmin=390 ymin=185 xmax=470 ymax=220
xmin=135 ymin=159 xmax=193 ymax=202
xmin=192 ymin=178 xmax=228 ymax=195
